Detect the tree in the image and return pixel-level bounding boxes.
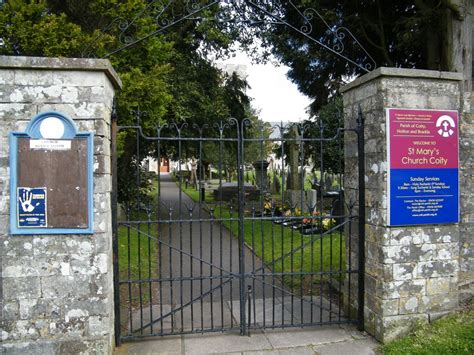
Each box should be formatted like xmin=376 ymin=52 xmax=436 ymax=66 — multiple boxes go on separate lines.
xmin=0 ymin=0 xmax=258 ymax=205
xmin=240 ymin=0 xmax=471 ymax=113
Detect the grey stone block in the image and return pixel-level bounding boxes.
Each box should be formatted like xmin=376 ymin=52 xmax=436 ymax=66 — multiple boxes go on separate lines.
xmin=41 ymin=275 xmax=93 ymax=299
xmin=0 ymin=340 xmax=58 ymax=354
xmin=2 ymin=277 xmax=41 ymax=300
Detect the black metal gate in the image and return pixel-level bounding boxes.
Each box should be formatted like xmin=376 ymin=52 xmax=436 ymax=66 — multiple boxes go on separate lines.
xmin=112 ymin=111 xmax=365 ymax=344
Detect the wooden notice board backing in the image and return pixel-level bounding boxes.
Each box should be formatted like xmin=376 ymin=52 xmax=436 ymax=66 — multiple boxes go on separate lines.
xmin=17 ymin=137 xmax=89 ymax=229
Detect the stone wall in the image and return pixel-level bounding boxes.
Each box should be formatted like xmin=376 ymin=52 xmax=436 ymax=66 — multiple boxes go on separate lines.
xmin=459 ymin=91 xmax=474 ymax=304
xmin=341 ymin=67 xmax=471 ymax=342
xmin=0 ymin=56 xmax=121 ymax=353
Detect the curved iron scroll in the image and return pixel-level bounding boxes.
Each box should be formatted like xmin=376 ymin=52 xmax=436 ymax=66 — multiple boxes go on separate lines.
xmin=82 ymin=0 xmax=376 ymax=73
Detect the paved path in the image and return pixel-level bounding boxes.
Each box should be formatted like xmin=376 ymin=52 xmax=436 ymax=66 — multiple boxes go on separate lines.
xmin=125 ymin=173 xmax=278 ymax=335
xmin=115 ymin=325 xmax=379 ymax=354
xmin=156 ymin=173 xmax=276 ymax=303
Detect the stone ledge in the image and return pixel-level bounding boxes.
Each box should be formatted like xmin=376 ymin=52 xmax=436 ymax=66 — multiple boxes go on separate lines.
xmin=341 ymin=67 xmax=463 ymax=94
xmin=0 ymin=56 xmax=122 ymax=90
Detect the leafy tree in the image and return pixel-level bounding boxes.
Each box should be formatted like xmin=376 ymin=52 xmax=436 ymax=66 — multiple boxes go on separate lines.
xmin=0 ymin=0 xmax=259 ymax=205
xmin=238 ymin=0 xmax=470 ymax=113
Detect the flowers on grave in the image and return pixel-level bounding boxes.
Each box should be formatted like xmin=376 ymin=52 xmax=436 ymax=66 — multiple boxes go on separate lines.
xmin=322 ymin=217 xmax=335 ymax=231
xmin=263 ymin=201 xmax=272 ymax=211
xmin=301 ymin=211 xmax=336 ymax=231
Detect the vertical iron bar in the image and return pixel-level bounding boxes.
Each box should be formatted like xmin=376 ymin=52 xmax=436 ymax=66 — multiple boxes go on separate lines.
xmin=229 ymin=206 xmax=234 ymax=328
xmin=168 ymin=209 xmax=174 ymax=332
xmin=238 ymin=120 xmax=246 ymax=335
xmin=251 ymin=208 xmax=256 ymax=327
xmin=271 ymin=203 xmax=275 ymax=328
xmin=319 ymin=121 xmax=324 ymax=324
xmin=147 ymin=215 xmax=153 ymax=334
xmin=189 ymin=209 xmax=194 ymax=332
xmin=247 ymin=285 xmax=252 ymax=336
xmin=258 ymin=127 xmax=265 ymax=329
xmin=290 ymin=211 xmax=294 ymax=326
xmin=156 ymin=137 xmax=164 ymax=334
xmin=138 ymin=221 xmax=143 ymax=334
xmin=135 ymin=114 xmax=144 ymax=334
xmin=218 ymin=136 xmax=224 ymax=330
xmin=210 ymin=210 xmax=215 ymax=329
xmin=111 ymin=106 xmax=121 ymax=346
xmin=357 ymin=106 xmax=366 ymax=331
xmin=178 ymin=130 xmax=184 ymax=332
xmin=299 ymin=127 xmax=305 ymax=325
xmin=199 ymin=175 xmax=204 ymax=331
xmin=280 ymin=123 xmax=286 ymax=328
xmin=338 ymin=112 xmax=344 ymax=323
xmin=127 ymin=215 xmax=132 ymax=333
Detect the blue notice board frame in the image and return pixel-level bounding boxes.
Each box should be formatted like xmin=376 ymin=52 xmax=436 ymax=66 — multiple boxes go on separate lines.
xmin=10 ymin=111 xmax=94 ymax=235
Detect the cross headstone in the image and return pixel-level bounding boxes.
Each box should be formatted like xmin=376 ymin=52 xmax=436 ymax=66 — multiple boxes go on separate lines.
xmin=286 ymin=126 xmax=302 ymax=190
xmin=190 ymin=158 xmax=198 ymax=188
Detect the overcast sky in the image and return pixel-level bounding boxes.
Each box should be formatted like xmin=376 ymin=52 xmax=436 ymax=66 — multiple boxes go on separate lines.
xmin=216 ymin=51 xmax=312 ymax=123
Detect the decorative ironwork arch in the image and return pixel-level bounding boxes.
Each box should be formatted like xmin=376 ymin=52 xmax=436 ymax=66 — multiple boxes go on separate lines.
xmin=82 ymin=0 xmax=376 ymax=72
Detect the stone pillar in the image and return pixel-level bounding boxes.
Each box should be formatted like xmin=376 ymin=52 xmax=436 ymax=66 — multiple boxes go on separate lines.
xmin=341 ymin=67 xmax=469 ymax=342
xmin=0 ymin=56 xmax=121 ymax=353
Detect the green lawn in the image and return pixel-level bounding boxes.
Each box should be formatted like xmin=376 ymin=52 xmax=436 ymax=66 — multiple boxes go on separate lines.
xmin=118 ymin=221 xmax=159 ymax=305
xmin=118 ymin=223 xmax=159 ymax=280
xmin=180 ymin=184 xmax=345 ymax=291
xmin=382 ymin=303 xmax=474 ymax=354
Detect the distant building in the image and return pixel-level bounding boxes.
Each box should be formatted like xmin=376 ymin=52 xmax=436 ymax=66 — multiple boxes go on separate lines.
xmin=215 ymin=63 xmax=249 ymax=80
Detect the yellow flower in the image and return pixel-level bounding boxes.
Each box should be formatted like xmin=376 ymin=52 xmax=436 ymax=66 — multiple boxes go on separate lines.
xmin=322 ymin=218 xmax=336 ymax=230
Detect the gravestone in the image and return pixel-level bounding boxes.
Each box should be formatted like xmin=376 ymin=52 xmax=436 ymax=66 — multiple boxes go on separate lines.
xmin=252 ymin=160 xmax=269 ymax=193
xmin=284 ymin=126 xmax=306 ymax=210
xmin=190 ymin=158 xmax=198 ymax=188
xmin=213 ymin=182 xmax=259 ymax=201
xmin=306 ymin=189 xmax=318 ymax=212
xmin=271 ymin=172 xmax=281 ymax=194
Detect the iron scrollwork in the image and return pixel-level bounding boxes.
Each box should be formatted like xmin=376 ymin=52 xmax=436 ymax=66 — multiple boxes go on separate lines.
xmin=81 ymin=0 xmax=376 ymax=72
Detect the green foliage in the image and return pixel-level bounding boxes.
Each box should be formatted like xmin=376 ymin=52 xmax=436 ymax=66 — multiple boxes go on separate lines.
xmin=302 ymin=97 xmax=344 ymax=174
xmin=0 ymin=0 xmax=101 ymax=57
xmin=0 ymin=0 xmax=259 ymax=204
xmin=382 ymin=304 xmax=474 ymax=355
xmin=236 ymin=1 xmax=467 ymax=113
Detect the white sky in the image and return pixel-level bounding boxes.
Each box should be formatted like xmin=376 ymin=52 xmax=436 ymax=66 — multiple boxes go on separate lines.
xmin=216 ymin=51 xmax=312 ymax=122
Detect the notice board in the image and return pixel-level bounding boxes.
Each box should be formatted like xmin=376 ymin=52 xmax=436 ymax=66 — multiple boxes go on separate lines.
xmin=10 ymin=112 xmax=94 ymax=234
xmin=386 ymin=108 xmax=459 ymax=226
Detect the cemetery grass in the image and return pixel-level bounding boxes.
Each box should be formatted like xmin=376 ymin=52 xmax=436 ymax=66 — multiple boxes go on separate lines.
xmin=381 ymin=301 xmax=474 ymax=355
xmin=180 ymin=184 xmax=346 ymax=292
xmin=118 ymin=221 xmax=159 ymax=307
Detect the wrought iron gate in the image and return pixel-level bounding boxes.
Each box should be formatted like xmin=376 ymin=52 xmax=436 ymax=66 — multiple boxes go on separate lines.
xmin=112 ymin=110 xmax=365 ymax=344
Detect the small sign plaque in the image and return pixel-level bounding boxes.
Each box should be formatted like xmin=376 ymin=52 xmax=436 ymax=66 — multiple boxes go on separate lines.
xmin=17 ymin=187 xmax=47 ymax=228
xmin=30 ymin=139 xmax=71 ymax=150
xmin=387 ymin=108 xmax=459 ymax=226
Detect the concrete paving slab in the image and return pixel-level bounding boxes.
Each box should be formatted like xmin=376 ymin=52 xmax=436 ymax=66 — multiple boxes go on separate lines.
xmin=129 ymin=304 xmax=173 ymax=336
xmin=264 ymin=326 xmax=352 ymax=348
xmin=244 ymin=346 xmax=316 ymax=355
xmin=339 ymin=324 xmax=371 ymax=340
xmin=313 ymin=338 xmax=379 ymax=355
xmin=183 ymin=330 xmax=273 ymax=354
xmin=115 ymin=336 xmax=182 ymax=355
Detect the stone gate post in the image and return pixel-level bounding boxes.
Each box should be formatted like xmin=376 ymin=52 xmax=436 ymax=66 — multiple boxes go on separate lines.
xmin=0 ymin=56 xmax=121 ymax=353
xmin=341 ymin=67 xmax=472 ymax=342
